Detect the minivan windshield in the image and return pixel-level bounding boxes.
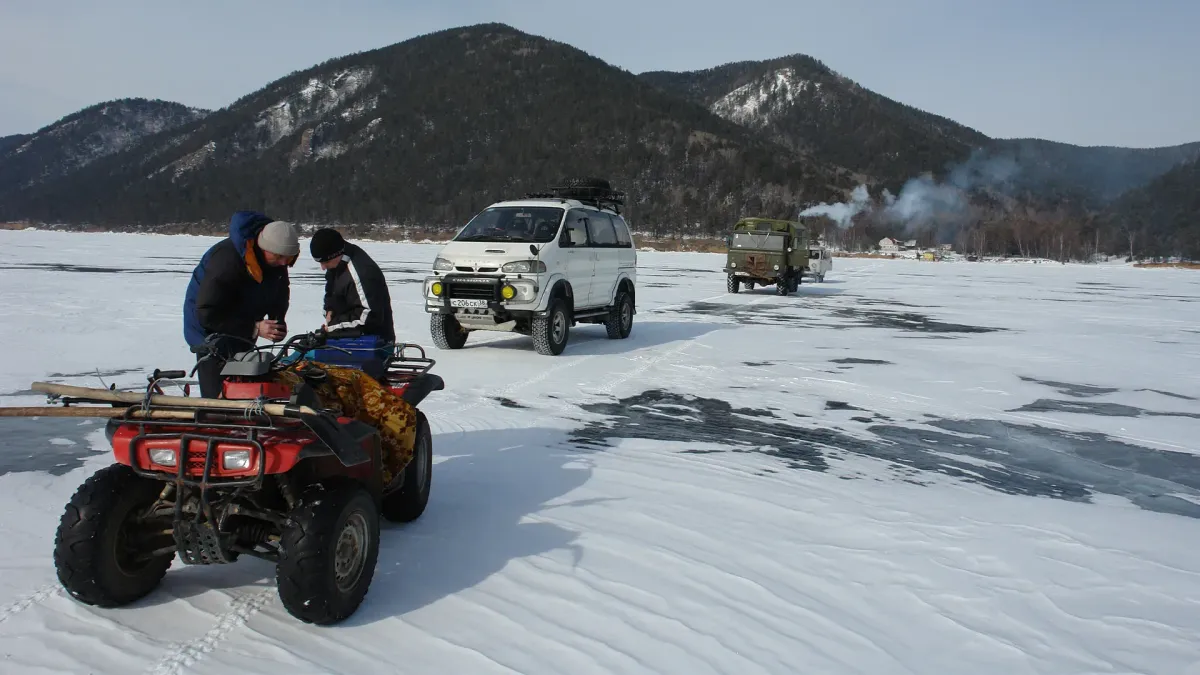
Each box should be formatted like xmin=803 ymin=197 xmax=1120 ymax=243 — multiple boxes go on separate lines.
xmin=453 ymin=206 xmax=564 ymax=243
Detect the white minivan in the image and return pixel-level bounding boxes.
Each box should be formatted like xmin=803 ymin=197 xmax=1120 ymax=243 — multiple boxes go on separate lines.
xmin=422 ymin=180 xmax=638 ymax=355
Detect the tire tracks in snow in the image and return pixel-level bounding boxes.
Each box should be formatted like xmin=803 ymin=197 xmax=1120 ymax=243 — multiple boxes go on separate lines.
xmin=145 ymin=589 xmax=276 ymax=675
xmin=0 ymin=583 xmax=62 ymax=624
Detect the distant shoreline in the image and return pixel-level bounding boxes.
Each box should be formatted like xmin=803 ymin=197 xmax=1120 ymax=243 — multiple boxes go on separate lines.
xmin=2 ymin=225 xmax=1193 ymax=268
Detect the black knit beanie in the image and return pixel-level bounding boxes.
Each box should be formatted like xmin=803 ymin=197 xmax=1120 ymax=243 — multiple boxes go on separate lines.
xmin=310 ymin=228 xmax=345 ymax=261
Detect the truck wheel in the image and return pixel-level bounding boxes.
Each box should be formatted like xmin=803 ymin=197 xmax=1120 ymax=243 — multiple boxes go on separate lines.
xmin=818 ymin=273 xmax=825 ymax=283
xmin=727 ymin=275 xmax=740 ymax=293
xmin=382 ymin=411 xmax=432 ymax=523
xmin=533 ymin=297 xmax=569 ymax=355
xmin=604 ymin=290 xmax=634 ymax=339
xmin=276 ymin=482 xmax=380 ymax=625
xmin=776 ymin=277 xmax=790 ymax=296
xmin=430 ymin=313 xmax=467 ymax=350
xmin=53 ymin=463 xmax=174 ymax=608
xmin=789 ymin=273 xmax=800 ymax=292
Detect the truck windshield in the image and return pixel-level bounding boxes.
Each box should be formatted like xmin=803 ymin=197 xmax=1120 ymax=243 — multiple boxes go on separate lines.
xmin=453 ymin=206 xmax=564 ymax=243
xmin=730 ymin=232 xmax=787 ymax=251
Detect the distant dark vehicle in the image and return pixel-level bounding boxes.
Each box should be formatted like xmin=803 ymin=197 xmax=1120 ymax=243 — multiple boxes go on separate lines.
xmin=723 ymin=217 xmax=810 ymax=296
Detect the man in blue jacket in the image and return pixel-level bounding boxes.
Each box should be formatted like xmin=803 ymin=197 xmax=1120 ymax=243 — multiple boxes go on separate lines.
xmin=183 ymin=211 xmax=300 ymax=397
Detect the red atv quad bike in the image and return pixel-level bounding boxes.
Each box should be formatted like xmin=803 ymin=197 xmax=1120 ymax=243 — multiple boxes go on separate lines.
xmin=49 ymin=330 xmax=443 ymax=625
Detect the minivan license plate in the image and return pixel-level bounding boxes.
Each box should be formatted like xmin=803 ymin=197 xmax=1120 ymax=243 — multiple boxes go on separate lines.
xmin=450 ymin=298 xmax=488 ymax=308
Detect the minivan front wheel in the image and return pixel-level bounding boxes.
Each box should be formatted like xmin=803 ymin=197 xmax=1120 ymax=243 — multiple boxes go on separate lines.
xmin=605 ymin=291 xmax=634 ymax=339
xmin=533 ymin=298 xmax=569 ymax=355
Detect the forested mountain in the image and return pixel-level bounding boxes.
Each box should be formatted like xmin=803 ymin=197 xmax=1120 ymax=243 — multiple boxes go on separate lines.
xmin=1100 ymin=156 xmax=1200 ymax=259
xmin=639 ymin=56 xmax=990 ymax=191
xmin=0 ymin=99 xmax=209 ymax=197
xmin=0 ymin=24 xmax=852 ymax=234
xmin=0 ymin=134 xmax=31 ymax=155
xmin=0 ymin=22 xmax=1195 ymax=258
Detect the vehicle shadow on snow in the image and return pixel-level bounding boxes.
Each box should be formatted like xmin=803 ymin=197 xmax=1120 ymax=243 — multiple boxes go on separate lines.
xmin=735 ymin=284 xmax=846 ymax=298
xmin=343 ymin=425 xmax=608 ymax=626
xmin=141 ymin=426 xmax=604 ymax=615
xmin=462 ymin=320 xmax=727 ymax=357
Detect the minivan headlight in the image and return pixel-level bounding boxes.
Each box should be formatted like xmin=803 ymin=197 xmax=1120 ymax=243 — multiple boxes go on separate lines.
xmin=433 ymin=257 xmax=453 ymax=271
xmin=501 ymin=260 xmax=547 ymax=273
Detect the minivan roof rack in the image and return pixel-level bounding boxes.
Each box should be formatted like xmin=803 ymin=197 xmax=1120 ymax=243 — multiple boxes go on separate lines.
xmin=525 ymin=178 xmax=626 ymax=215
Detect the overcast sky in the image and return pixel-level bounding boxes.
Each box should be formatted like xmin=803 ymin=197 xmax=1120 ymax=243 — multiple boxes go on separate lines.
xmin=2 ymin=0 xmax=1196 ymax=148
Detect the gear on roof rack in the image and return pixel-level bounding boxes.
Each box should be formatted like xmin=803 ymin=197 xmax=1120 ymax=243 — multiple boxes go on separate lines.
xmin=525 ymin=176 xmax=626 ymax=214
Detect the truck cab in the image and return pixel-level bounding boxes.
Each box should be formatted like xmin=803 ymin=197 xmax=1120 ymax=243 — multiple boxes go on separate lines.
xmin=423 ymin=179 xmax=637 ymax=356
xmin=723 ymin=217 xmax=810 ymax=296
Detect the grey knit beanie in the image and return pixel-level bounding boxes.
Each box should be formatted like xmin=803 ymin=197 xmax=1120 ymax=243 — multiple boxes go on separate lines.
xmin=258 ymin=221 xmax=300 ymax=256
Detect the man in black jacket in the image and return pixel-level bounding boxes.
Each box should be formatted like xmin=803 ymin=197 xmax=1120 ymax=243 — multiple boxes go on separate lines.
xmin=309 ymin=228 xmax=395 ymax=344
xmin=183 ymin=211 xmax=299 ymax=397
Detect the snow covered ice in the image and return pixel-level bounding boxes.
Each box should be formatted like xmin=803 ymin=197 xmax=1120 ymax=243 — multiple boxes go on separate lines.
xmin=1 ymin=229 xmax=1199 ymax=674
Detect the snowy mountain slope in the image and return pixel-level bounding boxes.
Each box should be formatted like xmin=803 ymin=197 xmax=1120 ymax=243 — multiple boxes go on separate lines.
xmin=0 ymin=230 xmax=1199 ymax=673
xmin=640 ymin=60 xmax=1200 ymax=206
xmin=1 ymin=24 xmax=849 ymax=231
xmin=0 ymin=133 xmax=31 ymax=156
xmin=0 ymin=99 xmax=209 ymax=196
xmin=640 ymin=57 xmax=990 ymax=189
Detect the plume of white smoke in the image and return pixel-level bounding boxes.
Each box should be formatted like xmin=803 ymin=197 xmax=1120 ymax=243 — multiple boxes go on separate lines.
xmin=881 ymin=151 xmax=1019 ymax=231
xmin=798 ymin=184 xmax=871 ymax=228
xmin=797 ymin=150 xmax=1021 ymax=239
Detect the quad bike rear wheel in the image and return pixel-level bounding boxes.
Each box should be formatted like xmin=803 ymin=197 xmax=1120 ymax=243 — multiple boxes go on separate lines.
xmin=382 ymin=410 xmax=433 ymax=523
xmin=276 ymin=481 xmax=380 ymax=625
xmin=53 ymin=463 xmax=174 ymax=607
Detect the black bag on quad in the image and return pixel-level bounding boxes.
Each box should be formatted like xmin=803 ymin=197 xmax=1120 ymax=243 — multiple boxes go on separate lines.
xmin=45 ymin=330 xmax=443 ymax=626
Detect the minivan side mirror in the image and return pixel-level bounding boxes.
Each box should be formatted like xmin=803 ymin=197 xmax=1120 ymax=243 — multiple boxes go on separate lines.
xmin=530 ymin=244 xmax=539 ymax=256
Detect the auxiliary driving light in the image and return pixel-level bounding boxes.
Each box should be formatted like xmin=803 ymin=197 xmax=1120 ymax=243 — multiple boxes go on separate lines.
xmin=148 ymin=448 xmax=177 ymax=467
xmin=501 ymin=284 xmax=516 ymax=300
xmin=430 ymin=281 xmax=444 ymax=296
xmin=223 ymin=449 xmax=252 ymax=471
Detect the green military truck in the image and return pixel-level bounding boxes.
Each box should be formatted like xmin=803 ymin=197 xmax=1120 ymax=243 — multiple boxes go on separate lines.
xmin=723 ymin=217 xmax=810 ymax=296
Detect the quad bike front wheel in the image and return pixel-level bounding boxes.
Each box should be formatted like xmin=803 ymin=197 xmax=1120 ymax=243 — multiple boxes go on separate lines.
xmin=53 ymin=463 xmax=175 ymax=607
xmin=276 ymin=481 xmax=380 ymax=625
xmin=382 ymin=410 xmax=433 ymax=523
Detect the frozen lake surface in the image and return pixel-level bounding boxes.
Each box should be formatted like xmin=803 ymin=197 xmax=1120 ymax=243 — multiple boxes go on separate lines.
xmin=1 ymin=230 xmax=1198 ymax=674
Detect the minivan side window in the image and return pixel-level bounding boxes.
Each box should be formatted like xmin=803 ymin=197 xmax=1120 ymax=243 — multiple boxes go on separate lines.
xmin=585 ymin=210 xmax=618 ymax=246
xmin=560 ymin=209 xmax=590 ymax=247
xmin=611 ymin=214 xmax=633 ymax=248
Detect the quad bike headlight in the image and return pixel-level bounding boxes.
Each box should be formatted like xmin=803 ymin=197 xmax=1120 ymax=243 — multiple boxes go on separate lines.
xmin=222 ymin=449 xmax=252 ymax=471
xmin=148 ymin=448 xmax=177 ymax=467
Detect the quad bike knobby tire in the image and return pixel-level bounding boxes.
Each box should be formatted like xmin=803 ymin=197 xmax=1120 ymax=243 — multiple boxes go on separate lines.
xmin=605 ymin=290 xmax=634 ymax=339
xmin=533 ymin=297 xmax=570 ymax=355
xmin=53 ymin=463 xmax=175 ymax=607
xmin=430 ymin=313 xmax=468 ymax=350
xmin=276 ymin=481 xmax=380 ymax=625
xmin=382 ymin=410 xmax=432 ymax=523
xmin=727 ymin=274 xmax=740 ymax=293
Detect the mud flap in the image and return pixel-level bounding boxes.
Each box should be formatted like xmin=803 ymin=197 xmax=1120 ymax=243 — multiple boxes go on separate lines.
xmin=289 ymin=408 xmax=374 ymax=467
